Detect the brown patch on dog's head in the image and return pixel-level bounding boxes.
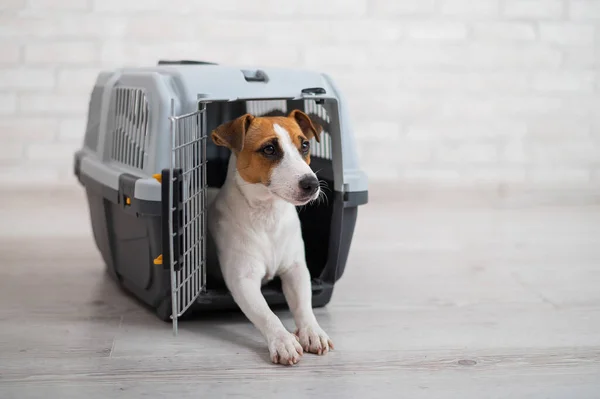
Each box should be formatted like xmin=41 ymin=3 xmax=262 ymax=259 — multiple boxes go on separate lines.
xmin=211 ymin=110 xmax=322 ymax=187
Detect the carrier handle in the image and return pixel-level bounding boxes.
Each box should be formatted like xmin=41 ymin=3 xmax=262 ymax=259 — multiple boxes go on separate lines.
xmin=241 ymin=69 xmax=269 ymax=83
xmin=157 ymin=60 xmax=218 ymax=65
xmin=301 ymin=87 xmax=326 ymax=95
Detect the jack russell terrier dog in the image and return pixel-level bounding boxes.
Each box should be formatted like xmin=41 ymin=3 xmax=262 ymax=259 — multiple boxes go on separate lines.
xmin=207 ymin=109 xmax=333 ymax=366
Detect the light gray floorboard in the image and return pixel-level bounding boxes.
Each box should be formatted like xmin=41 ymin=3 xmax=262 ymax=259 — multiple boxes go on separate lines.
xmin=1 ymin=187 xmax=599 ymax=398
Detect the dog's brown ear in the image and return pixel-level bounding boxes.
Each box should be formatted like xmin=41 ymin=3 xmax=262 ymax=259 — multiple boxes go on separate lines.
xmin=289 ymin=110 xmax=322 ymax=143
xmin=211 ymin=114 xmax=254 ymax=153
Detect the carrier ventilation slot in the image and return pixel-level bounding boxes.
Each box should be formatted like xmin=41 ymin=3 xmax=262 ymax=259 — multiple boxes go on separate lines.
xmin=109 ymin=87 xmax=149 ymax=170
xmin=304 ymin=100 xmax=333 ymax=160
xmin=246 ymin=99 xmax=287 ymax=116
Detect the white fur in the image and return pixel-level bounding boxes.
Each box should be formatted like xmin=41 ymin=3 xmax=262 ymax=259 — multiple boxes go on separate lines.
xmin=268 ymin=123 xmax=317 ymax=205
xmin=207 ymin=123 xmax=332 ymax=365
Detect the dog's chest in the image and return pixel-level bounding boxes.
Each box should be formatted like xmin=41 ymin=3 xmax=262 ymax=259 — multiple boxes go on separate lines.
xmin=247 ymin=205 xmax=300 ymax=281
xmin=258 ymin=217 xmax=295 ymax=274
xmin=210 ymin=184 xmax=303 ymax=283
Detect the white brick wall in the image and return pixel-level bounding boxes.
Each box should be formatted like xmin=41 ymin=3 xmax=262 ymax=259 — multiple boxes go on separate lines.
xmin=539 ymin=22 xmax=596 ymax=45
xmin=24 ymin=41 xmax=99 ymax=65
xmin=0 ymin=94 xmax=18 ymax=115
xmin=439 ymin=0 xmax=500 ymax=16
xmin=503 ymin=0 xmax=566 ymax=19
xmin=0 ymin=0 xmax=599 ymax=189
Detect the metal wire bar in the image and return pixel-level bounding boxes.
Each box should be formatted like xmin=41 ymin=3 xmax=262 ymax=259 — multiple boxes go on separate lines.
xmin=176 ymin=265 xmax=204 ymax=290
xmin=181 ymin=161 xmax=208 ymax=176
xmin=182 ymin=211 xmax=204 ymax=230
xmin=180 ymin=237 xmax=203 ymax=258
xmin=168 ymin=98 xmax=178 ymax=336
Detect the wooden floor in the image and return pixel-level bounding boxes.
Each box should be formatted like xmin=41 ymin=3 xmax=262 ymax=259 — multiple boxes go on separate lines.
xmin=1 ymin=185 xmax=599 ymax=398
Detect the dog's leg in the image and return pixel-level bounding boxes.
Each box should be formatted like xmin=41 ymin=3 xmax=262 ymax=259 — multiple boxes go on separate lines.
xmin=280 ymin=263 xmax=334 ymax=355
xmin=226 ymin=271 xmax=304 ymax=365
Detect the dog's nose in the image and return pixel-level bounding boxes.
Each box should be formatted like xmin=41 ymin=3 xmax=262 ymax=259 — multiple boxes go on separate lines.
xmin=299 ymin=175 xmax=319 ymax=195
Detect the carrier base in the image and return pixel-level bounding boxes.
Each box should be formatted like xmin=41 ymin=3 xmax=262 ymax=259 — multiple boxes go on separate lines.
xmin=153 ymin=282 xmax=334 ymax=322
xmin=80 ymin=169 xmax=341 ymax=323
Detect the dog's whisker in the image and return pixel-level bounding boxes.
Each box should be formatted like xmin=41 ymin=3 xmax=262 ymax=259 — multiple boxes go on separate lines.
xmin=318 ymin=190 xmax=329 ymax=207
xmin=318 ymin=180 xmax=331 ymax=193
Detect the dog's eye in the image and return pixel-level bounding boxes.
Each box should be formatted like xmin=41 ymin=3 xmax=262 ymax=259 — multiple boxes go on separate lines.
xmin=301 ymin=140 xmax=310 ymax=153
xmin=262 ymin=145 xmax=276 ymax=156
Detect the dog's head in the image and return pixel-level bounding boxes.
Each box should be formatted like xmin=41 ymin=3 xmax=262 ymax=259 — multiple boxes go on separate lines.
xmin=211 ymin=110 xmax=322 ymax=206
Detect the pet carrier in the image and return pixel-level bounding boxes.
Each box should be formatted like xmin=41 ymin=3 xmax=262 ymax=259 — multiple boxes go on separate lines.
xmin=73 ymin=60 xmax=368 ymax=333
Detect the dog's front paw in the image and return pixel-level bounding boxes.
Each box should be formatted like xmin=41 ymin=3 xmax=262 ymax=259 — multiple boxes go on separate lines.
xmin=295 ymin=324 xmax=334 ymax=355
xmin=268 ymin=331 xmax=304 ymax=365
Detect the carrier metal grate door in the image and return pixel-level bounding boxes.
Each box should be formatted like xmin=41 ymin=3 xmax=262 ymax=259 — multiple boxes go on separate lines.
xmin=167 ymin=101 xmax=208 ymax=335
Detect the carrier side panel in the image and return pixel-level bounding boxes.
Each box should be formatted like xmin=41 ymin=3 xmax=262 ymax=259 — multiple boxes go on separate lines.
xmin=321 ymin=74 xmax=369 ymax=195
xmin=82 ymin=71 xmax=114 ymax=155
xmin=100 ymin=71 xmax=184 ymax=179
